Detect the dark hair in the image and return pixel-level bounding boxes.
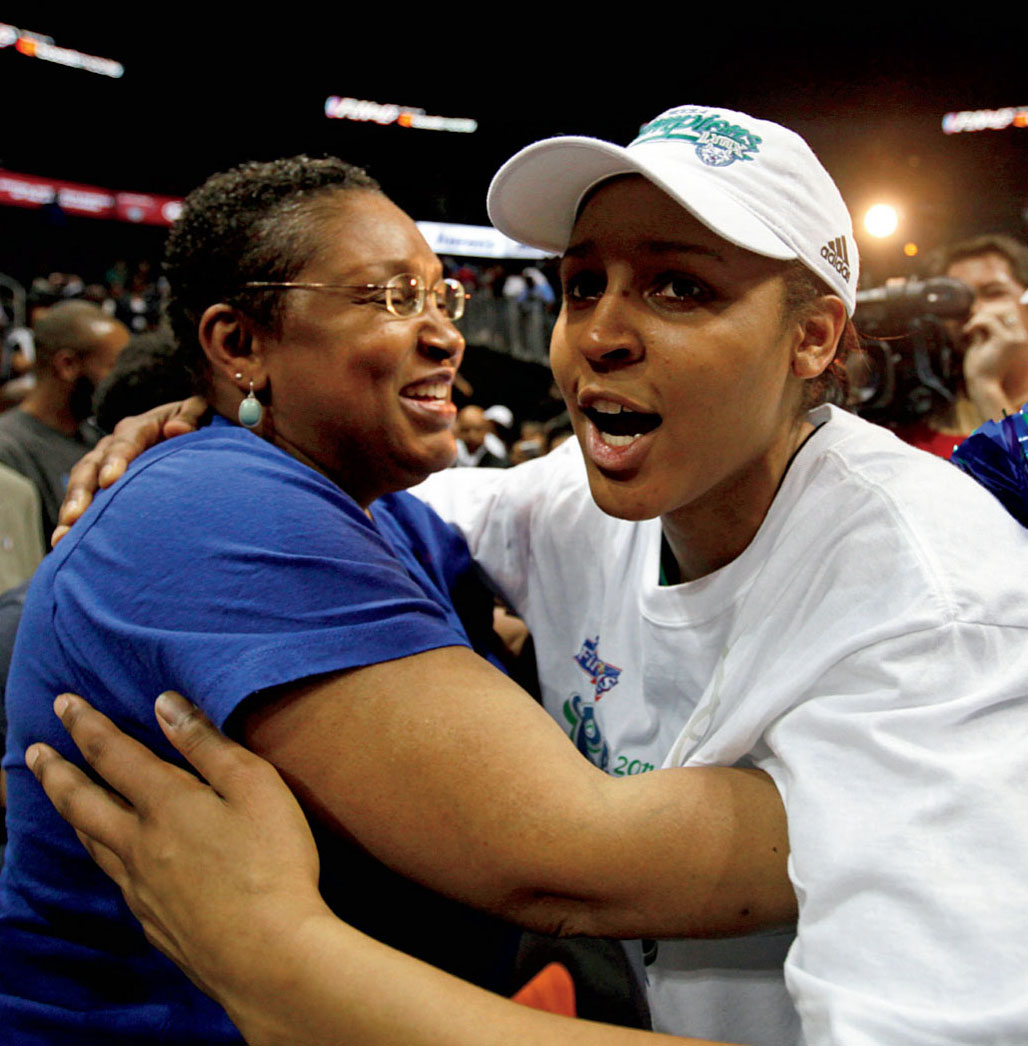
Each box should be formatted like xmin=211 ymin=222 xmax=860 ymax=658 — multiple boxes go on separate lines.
xmin=925 ymin=233 xmax=1028 ymax=289
xmin=163 ymin=155 xmax=380 ymax=393
xmin=92 ymin=327 xmax=197 ymax=433
xmin=782 ymin=260 xmax=857 ymax=409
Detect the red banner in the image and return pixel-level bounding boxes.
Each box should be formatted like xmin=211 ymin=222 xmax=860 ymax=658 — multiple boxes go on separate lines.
xmin=0 ymin=170 xmax=182 ymax=226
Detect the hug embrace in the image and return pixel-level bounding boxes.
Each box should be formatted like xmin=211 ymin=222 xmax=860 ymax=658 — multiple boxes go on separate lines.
xmin=5 ymin=105 xmax=1028 ymax=1045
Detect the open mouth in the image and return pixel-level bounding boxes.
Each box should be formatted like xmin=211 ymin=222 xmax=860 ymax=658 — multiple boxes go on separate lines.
xmin=582 ymin=399 xmax=661 ymax=446
xmin=401 ymin=380 xmax=451 ymax=402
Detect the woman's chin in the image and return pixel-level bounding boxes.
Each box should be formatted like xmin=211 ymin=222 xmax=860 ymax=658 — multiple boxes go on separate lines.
xmin=406 ymin=436 xmax=460 ymax=485
xmin=585 ymin=468 xmax=666 ymax=523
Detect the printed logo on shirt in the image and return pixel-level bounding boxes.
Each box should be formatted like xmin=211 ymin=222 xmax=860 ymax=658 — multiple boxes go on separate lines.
xmin=631 ymin=107 xmax=762 ymax=168
xmin=562 ymin=694 xmax=610 ymax=771
xmin=574 ymin=636 xmax=622 ymax=700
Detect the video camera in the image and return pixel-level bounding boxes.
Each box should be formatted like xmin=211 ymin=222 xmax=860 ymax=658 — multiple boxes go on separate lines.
xmin=851 ymin=277 xmax=974 ymax=424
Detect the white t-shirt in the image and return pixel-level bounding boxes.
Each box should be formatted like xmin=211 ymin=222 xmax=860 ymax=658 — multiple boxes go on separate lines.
xmin=415 ymin=405 xmax=1028 ymax=1045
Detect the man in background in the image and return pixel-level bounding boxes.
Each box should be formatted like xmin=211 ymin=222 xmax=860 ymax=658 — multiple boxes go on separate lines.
xmin=454 ymin=405 xmax=508 ymax=468
xmin=0 ymin=301 xmax=128 ymax=541
xmin=897 ymin=235 xmax=1028 ymax=457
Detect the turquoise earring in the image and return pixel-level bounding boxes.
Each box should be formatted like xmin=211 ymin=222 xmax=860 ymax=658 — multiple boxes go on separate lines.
xmin=238 ymin=379 xmax=263 ymax=428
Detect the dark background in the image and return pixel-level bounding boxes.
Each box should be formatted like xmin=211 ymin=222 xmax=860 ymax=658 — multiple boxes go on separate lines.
xmin=2 ymin=15 xmax=1026 ymax=290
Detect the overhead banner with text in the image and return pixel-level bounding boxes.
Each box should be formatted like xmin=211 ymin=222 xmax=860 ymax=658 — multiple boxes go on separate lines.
xmin=0 ymin=170 xmax=183 ymax=226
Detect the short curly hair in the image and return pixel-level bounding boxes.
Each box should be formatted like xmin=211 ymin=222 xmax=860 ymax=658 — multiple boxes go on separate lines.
xmin=163 ymin=155 xmax=380 ymax=392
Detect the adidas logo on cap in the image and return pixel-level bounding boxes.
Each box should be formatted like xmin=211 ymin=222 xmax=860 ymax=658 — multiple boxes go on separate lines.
xmin=821 ymin=236 xmax=851 ymax=282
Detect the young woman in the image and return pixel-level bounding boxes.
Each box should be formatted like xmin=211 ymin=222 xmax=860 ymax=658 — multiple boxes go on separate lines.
xmin=36 ymin=106 xmax=1028 ymax=1044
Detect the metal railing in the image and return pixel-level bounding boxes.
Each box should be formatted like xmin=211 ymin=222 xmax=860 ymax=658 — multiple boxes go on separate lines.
xmin=460 ymin=296 xmax=555 ymax=366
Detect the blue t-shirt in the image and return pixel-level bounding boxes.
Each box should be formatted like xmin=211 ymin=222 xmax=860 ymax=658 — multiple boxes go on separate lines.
xmin=0 ymin=419 xmax=518 ymax=1044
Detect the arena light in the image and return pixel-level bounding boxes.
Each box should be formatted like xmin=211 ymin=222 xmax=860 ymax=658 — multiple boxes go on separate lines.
xmin=0 ymin=22 xmax=124 ymax=78
xmin=325 ymin=96 xmax=477 ymax=134
xmin=942 ymin=107 xmax=1028 ymax=135
xmin=864 ymin=204 xmax=899 ymax=239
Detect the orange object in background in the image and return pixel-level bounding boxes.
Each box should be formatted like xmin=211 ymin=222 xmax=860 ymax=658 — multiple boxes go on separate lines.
xmin=511 ymin=962 xmax=577 ymax=1018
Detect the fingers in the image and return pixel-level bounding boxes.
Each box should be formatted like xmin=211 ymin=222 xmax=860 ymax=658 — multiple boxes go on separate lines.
xmin=963 ymin=303 xmax=1027 ymax=342
xmin=162 ymin=395 xmax=210 ymax=437
xmin=154 ymin=691 xmax=271 ymax=802
xmin=73 ymin=830 xmax=131 ymax=891
xmin=26 ymin=741 xmax=137 ymax=865
xmin=50 ymin=693 xmax=192 ymax=814
xmin=53 ymin=445 xmax=104 ymax=544
xmin=53 ymin=398 xmax=208 ymax=547
xmin=101 ymin=413 xmax=172 ymax=484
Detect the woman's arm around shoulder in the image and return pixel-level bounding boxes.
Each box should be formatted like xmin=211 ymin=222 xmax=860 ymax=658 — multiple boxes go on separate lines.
xmin=29 ymin=693 xmax=740 ymax=1046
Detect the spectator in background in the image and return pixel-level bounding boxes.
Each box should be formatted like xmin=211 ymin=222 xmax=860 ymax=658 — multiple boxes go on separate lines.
xmin=483 ymin=403 xmax=513 ymax=461
xmin=0 ymin=279 xmax=60 ymax=404
xmin=520 ymin=266 xmax=556 ymax=308
xmin=92 ymin=328 xmax=195 ymax=435
xmin=114 ymin=262 xmax=163 ymax=333
xmin=0 ymin=301 xmax=128 ymax=540
xmin=510 ymin=419 xmax=547 ymax=465
xmin=895 ymin=234 xmax=1028 ymax=458
xmin=0 ymin=467 xmax=43 ymax=590
xmin=480 ymin=263 xmax=506 ymax=299
xmin=451 ymin=260 xmax=480 ymax=292
xmin=454 ymin=404 xmax=507 ymax=468
xmin=501 ymin=268 xmax=527 ymax=299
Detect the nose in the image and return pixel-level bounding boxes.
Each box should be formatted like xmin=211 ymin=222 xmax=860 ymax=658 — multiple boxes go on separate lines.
xmin=418 ymin=305 xmax=465 ymax=367
xmin=575 ymin=290 xmax=645 ymax=370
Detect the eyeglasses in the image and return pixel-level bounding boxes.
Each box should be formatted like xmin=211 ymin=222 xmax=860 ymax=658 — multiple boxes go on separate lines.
xmin=242 ymin=273 xmax=467 ymax=321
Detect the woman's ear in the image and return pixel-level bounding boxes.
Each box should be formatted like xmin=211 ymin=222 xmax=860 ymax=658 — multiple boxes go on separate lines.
xmin=198 ymin=304 xmax=267 ymax=389
xmin=792 ymin=295 xmax=848 ymax=380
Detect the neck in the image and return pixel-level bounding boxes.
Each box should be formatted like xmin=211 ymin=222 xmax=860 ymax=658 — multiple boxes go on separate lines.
xmin=660 ymin=417 xmax=813 ymax=583
xmin=212 ymin=397 xmax=385 ymax=511
xmin=20 ymin=381 xmax=82 ymax=435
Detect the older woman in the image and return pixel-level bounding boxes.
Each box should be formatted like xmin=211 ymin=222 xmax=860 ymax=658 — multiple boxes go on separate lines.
xmin=28 ymin=107 xmax=1028 ymax=1044
xmin=0 ymin=154 xmax=790 ymax=1044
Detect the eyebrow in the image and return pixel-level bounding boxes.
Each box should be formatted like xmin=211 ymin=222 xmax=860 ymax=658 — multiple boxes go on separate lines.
xmin=334 ymin=258 xmax=442 ymax=282
xmin=562 ymin=240 xmax=726 ymax=263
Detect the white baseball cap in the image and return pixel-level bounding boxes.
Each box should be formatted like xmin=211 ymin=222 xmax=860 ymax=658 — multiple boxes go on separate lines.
xmin=487 ymin=104 xmax=859 ymax=314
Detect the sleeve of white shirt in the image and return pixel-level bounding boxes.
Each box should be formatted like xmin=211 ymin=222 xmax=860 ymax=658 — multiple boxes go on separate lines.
xmin=411 ymin=458 xmax=545 ymax=612
xmin=761 ymin=619 xmax=1028 ymax=1045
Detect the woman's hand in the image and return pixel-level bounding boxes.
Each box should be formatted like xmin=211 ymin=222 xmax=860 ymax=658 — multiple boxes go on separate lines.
xmin=26 ymin=691 xmax=328 ymax=1007
xmin=52 ymin=396 xmax=209 ymax=545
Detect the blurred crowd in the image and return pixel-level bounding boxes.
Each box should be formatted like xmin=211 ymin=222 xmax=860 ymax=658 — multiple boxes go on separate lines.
xmin=1 ymin=262 xmax=165 ymax=396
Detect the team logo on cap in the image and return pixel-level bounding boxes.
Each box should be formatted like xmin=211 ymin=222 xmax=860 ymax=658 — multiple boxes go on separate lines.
xmin=820 ymin=235 xmax=851 ymax=281
xmin=632 ymin=107 xmax=762 ymax=168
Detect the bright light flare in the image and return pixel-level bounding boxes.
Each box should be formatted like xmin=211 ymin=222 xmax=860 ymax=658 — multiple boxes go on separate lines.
xmin=864 ymin=204 xmax=899 ymax=239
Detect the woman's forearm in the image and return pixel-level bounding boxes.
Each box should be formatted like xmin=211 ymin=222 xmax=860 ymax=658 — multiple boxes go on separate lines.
xmin=29 ymin=693 xmax=739 ymax=1046
xmin=221 ymin=907 xmax=728 ymax=1046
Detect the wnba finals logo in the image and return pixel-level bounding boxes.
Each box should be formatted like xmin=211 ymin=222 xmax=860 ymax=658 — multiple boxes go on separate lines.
xmin=574 ymin=636 xmax=622 ymax=700
xmin=821 ymin=235 xmax=851 ymax=281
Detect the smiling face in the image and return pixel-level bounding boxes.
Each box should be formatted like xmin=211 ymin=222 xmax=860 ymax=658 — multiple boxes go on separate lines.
xmin=551 ymin=177 xmax=819 ymax=572
xmin=254 ymin=191 xmax=464 ymax=506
